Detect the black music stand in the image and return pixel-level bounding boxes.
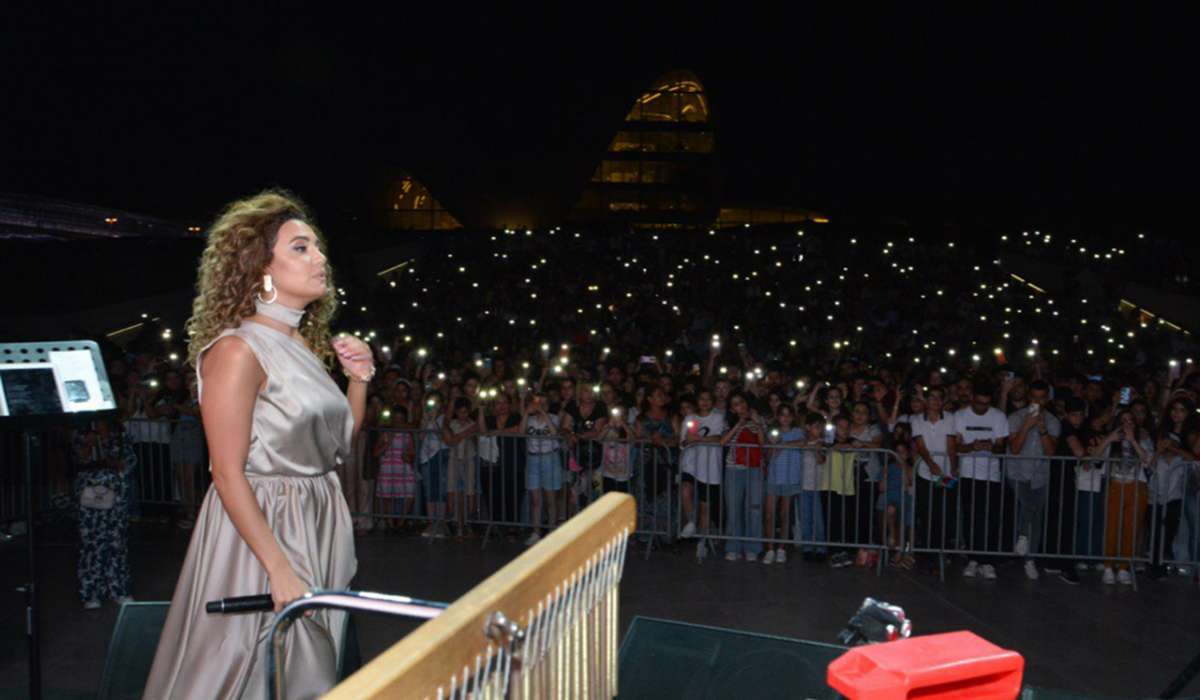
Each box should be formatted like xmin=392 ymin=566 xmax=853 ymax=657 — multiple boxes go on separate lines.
xmin=0 ymin=340 xmax=117 ymax=700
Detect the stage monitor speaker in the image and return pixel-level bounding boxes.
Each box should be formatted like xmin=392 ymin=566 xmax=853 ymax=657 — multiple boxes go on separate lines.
xmin=617 ymin=616 xmax=844 ymax=700
xmin=96 ymin=602 xmax=361 ymax=699
xmin=97 ymin=603 xmax=169 ymax=700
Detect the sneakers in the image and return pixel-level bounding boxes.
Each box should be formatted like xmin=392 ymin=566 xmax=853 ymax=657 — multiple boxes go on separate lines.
xmin=963 ymin=560 xmax=979 ymax=578
xmin=775 ymin=548 xmax=787 ymax=564
xmin=696 ymin=539 xmax=708 ymax=561
xmin=830 ymin=551 xmax=854 ymax=568
xmin=524 ymin=532 xmax=542 ymax=547
xmin=725 ymin=551 xmax=739 ymax=562
xmin=83 ymin=600 xmax=101 ymax=610
xmin=1102 ymin=567 xmax=1116 ymax=584
xmin=1015 ymin=535 xmax=1029 ymax=556
xmin=1075 ymin=562 xmax=1089 ymax=571
xmin=744 ymin=552 xmax=758 ymax=563
xmin=762 ymin=549 xmax=776 ymax=565
xmin=980 ymin=564 xmax=997 ymax=580
xmin=1024 ymin=560 xmax=1039 ymax=580
xmin=1117 ymin=568 xmax=1133 ymax=586
xmin=679 ymin=521 xmax=697 ymax=539
xmin=420 ymin=524 xmax=436 ymax=538
xmin=1058 ymin=569 xmax=1081 ymax=585
xmin=1043 ymin=564 xmax=1062 ymax=574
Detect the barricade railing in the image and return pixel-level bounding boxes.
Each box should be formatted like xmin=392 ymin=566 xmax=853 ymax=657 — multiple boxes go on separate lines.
xmin=16 ymin=419 xmax=1199 ymax=588
xmin=901 ymin=450 xmax=1200 ymax=587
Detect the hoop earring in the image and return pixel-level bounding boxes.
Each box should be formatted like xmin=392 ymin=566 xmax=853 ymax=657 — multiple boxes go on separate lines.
xmin=257 ymin=274 xmax=277 ymax=304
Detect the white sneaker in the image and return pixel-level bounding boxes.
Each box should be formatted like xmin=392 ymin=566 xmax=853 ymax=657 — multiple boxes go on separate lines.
xmin=762 ymin=549 xmax=776 ymax=565
xmin=744 ymin=552 xmax=758 ymax=562
xmin=1024 ymin=560 xmax=1039 ymax=580
xmin=83 ymin=600 xmax=101 ymax=610
xmin=1102 ymin=567 xmax=1116 ymax=584
xmin=1075 ymin=562 xmax=1089 ymax=571
xmin=775 ymin=548 xmax=787 ymax=564
xmin=963 ymin=560 xmax=979 ymax=578
xmin=725 ymin=552 xmax=739 ymax=562
xmin=981 ymin=564 xmax=997 ymax=580
xmin=680 ymin=521 xmax=696 ymax=539
xmin=1015 ymin=535 xmax=1029 ymax=556
xmin=524 ymin=532 xmax=541 ymax=547
xmin=1117 ymin=569 xmax=1133 ymax=586
xmin=696 ymin=539 xmax=708 ymax=560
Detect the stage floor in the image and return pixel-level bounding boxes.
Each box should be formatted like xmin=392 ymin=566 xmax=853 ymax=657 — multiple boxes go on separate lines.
xmin=1 ymin=523 xmax=1196 ymax=698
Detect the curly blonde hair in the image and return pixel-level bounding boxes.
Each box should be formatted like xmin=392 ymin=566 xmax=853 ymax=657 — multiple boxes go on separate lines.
xmin=185 ymin=189 xmax=337 ymax=369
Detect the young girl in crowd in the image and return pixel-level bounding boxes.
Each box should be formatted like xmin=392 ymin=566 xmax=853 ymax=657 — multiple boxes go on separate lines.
xmin=477 ymin=391 xmax=525 ymax=533
xmin=763 ymin=405 xmax=804 ymax=564
xmin=881 ymin=423 xmax=916 ymax=570
xmin=797 ymin=412 xmax=828 ymax=561
xmin=1094 ymin=409 xmax=1153 ymax=585
xmin=721 ymin=390 xmax=766 ymax=562
xmin=679 ymin=390 xmax=726 ymax=560
xmin=417 ymin=391 xmax=450 ymax=538
xmin=1147 ymin=399 xmax=1197 ymax=579
xmin=824 ymin=415 xmax=858 ymax=568
xmin=849 ymin=400 xmax=884 ymax=564
xmin=600 ymin=405 xmax=634 ymax=494
xmin=522 ymin=389 xmax=562 ymax=546
xmin=73 ymin=418 xmax=135 ymax=609
xmin=374 ymin=405 xmax=416 ymax=531
xmin=445 ymin=397 xmax=480 ymax=538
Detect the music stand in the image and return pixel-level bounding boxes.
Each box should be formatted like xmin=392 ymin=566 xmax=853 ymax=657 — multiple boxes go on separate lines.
xmin=0 ymin=340 xmax=117 ymax=700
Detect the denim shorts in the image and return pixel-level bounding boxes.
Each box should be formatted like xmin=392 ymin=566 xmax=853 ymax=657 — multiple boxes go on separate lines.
xmin=526 ymin=452 xmax=563 ymax=491
xmin=768 ymin=483 xmax=803 ymax=497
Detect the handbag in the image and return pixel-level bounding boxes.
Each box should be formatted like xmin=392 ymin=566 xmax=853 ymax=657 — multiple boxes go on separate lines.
xmin=80 ymin=484 xmax=115 ymax=510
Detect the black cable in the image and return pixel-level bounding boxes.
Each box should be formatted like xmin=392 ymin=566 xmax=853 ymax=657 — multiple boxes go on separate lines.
xmin=1159 ymin=647 xmax=1200 ymax=699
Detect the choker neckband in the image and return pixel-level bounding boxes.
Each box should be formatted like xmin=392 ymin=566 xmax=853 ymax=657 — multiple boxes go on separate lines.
xmin=254 ymin=299 xmax=305 ymax=328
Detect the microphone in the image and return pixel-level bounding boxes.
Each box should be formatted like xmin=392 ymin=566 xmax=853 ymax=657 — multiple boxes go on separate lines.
xmin=206 ymin=594 xmax=274 ymax=614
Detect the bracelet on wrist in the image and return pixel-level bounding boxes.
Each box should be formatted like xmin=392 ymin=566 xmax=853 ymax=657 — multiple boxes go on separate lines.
xmin=343 ymin=364 xmax=377 ymax=384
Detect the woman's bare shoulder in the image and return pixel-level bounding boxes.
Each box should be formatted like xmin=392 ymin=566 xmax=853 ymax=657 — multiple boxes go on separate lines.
xmin=201 ymin=335 xmax=267 ymax=390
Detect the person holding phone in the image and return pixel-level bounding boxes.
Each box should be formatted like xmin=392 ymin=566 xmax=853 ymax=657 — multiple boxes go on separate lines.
xmin=522 ymin=389 xmax=562 ymax=546
xmin=678 ymin=389 xmax=726 ymax=560
xmin=1095 ymin=409 xmax=1152 ymax=585
xmin=1147 ymin=399 xmax=1197 ymax=579
xmin=720 ymin=391 xmax=766 ymax=561
xmin=1006 ymin=380 xmax=1060 ymax=581
xmin=146 ymin=190 xmax=371 ymax=699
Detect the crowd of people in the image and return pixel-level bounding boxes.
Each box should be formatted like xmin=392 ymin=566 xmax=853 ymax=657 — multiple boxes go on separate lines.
xmin=16 ymin=224 xmax=1200 ymax=608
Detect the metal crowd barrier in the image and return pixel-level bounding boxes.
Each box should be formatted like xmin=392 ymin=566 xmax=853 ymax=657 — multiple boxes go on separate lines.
xmin=11 ymin=419 xmax=1198 ymax=589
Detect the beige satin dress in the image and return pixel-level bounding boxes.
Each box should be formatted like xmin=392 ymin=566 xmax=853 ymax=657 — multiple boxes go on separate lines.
xmin=144 ymin=321 xmax=357 ymax=700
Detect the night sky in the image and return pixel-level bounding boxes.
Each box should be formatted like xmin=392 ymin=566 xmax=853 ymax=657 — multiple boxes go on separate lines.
xmin=2 ymin=7 xmax=1197 ymax=236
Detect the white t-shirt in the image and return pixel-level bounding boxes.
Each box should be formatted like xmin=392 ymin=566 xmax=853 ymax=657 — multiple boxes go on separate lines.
xmin=801 ymin=447 xmax=822 ymax=491
xmin=954 ymin=407 xmax=1010 ymax=482
xmin=525 ymin=413 xmax=561 ymax=454
xmin=1151 ymin=455 xmax=1188 ymax=504
xmin=680 ymin=411 xmax=727 ymax=485
xmin=890 ymin=413 xmax=922 ymax=431
xmin=418 ymin=414 xmax=447 ymax=463
xmin=911 ymin=412 xmax=957 ymax=481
